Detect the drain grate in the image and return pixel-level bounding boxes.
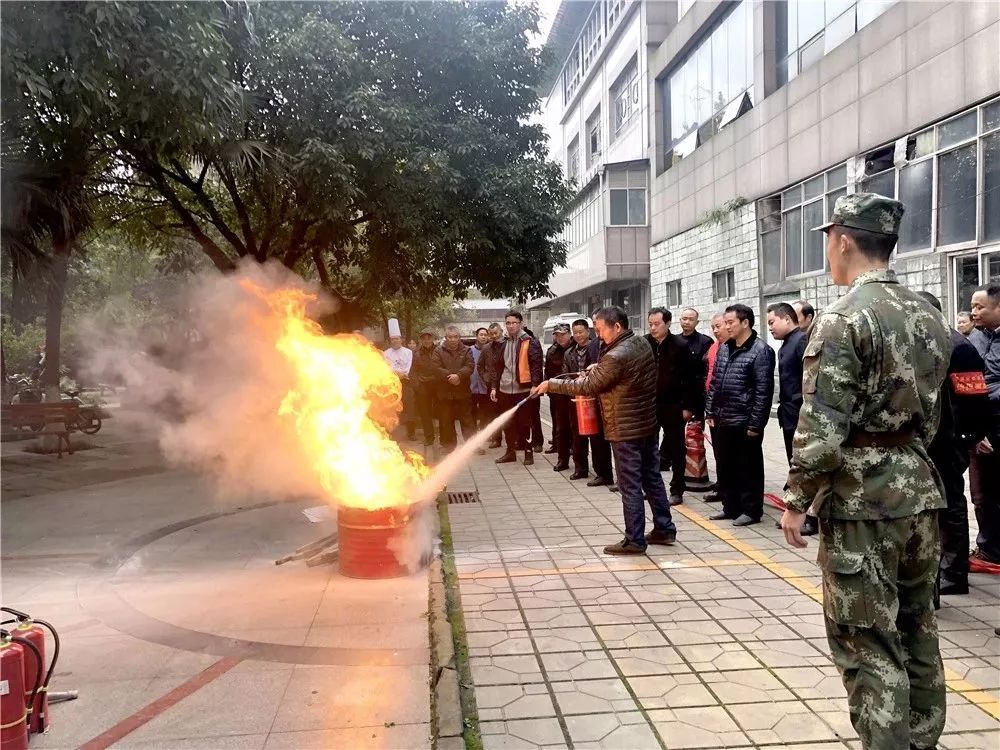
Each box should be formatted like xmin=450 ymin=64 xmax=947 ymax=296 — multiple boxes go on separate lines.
xmin=446 ymin=491 xmax=480 ymax=504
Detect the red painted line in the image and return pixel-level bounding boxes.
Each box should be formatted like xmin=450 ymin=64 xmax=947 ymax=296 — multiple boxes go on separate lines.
xmin=77 ymin=655 xmax=242 ymax=750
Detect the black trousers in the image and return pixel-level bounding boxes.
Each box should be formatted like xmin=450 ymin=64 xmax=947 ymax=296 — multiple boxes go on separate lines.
xmin=528 ymin=397 xmax=544 ymax=448
xmin=930 ymin=440 xmax=971 ymax=583
xmin=438 ymin=397 xmax=474 ymax=450
xmin=656 ymin=402 xmax=687 ymax=495
xmin=414 ymin=388 xmax=436 ymax=446
xmin=569 ymin=406 xmax=613 ymax=480
xmin=714 ymin=425 xmax=764 ymax=520
xmin=969 ymin=447 xmax=1000 ymax=561
xmin=497 ymin=391 xmax=531 ymax=452
xmin=471 ymin=393 xmax=491 ymax=433
xmin=783 ymin=428 xmax=794 ymax=463
xmin=549 ymin=394 xmax=572 ymax=464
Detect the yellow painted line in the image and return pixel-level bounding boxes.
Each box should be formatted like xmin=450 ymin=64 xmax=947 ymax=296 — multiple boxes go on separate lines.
xmin=674 ymin=505 xmax=1000 ymax=721
xmin=457 ymin=558 xmax=758 ymax=580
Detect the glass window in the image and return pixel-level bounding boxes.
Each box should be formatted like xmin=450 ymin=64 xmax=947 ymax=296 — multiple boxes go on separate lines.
xmin=906 ymin=130 xmax=934 ymax=160
xmin=798 ymin=1 xmax=825 ymax=43
xmin=762 ymin=231 xmax=782 ymax=284
xmin=567 ymin=137 xmax=580 ymax=182
xmin=857 ymin=0 xmax=892 ymax=28
xmin=939 ymin=112 xmax=977 ymax=149
xmin=803 ymin=201 xmax=826 ymax=271
xmin=985 ymin=100 xmax=1000 ymax=133
xmin=627 ymin=189 xmax=647 ymax=225
xmin=712 ymin=269 xmax=736 ymax=302
xmin=826 ymin=165 xmax=847 ymax=189
xmin=784 ymin=207 xmax=803 ymax=277
xmin=897 ymin=159 xmax=932 ymax=252
xmin=937 ymin=144 xmax=977 ymax=246
xmin=862 ymin=170 xmax=894 ymax=198
xmin=610 ymin=189 xmax=628 ymax=225
xmin=989 ymin=254 xmax=1000 ymax=285
xmin=611 ymin=60 xmax=640 ymax=138
xmin=803 ymin=175 xmax=825 ymax=200
xmin=955 ymin=255 xmax=981 ymax=314
xmin=665 ymin=280 xmax=682 ymax=307
xmin=984 ymin=132 xmax=1000 ymax=243
xmin=827 ymin=186 xmax=847 ymax=219
xmin=799 ymin=33 xmax=825 ymax=70
xmin=825 ymin=8 xmax=856 ymax=53
xmin=666 ymin=0 xmax=752 ymax=157
xmin=782 ymin=185 xmax=802 ymax=209
xmin=586 ymin=108 xmax=602 ymax=169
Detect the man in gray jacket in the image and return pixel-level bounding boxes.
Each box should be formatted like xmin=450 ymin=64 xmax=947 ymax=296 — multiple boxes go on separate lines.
xmin=533 ymin=306 xmax=678 ymax=555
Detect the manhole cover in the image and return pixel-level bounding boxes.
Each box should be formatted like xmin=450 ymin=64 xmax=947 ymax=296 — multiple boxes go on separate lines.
xmin=446 ymin=491 xmax=480 ymax=504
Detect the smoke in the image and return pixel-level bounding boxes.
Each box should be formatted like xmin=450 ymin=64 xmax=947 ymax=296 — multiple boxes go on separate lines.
xmin=84 ymin=260 xmax=341 ymax=502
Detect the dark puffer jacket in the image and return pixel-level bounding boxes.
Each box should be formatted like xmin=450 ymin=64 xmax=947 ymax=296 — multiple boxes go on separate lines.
xmin=705 ymin=331 xmax=776 ymax=433
xmin=547 ymin=330 xmax=657 ymax=442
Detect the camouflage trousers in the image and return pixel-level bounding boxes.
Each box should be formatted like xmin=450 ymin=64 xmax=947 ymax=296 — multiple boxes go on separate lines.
xmin=818 ymin=511 xmax=945 ymax=750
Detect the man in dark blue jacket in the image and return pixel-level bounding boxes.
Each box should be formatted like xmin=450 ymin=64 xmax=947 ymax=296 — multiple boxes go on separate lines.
xmin=705 ymin=304 xmax=776 ymax=526
xmin=767 ymin=302 xmax=815 ymax=536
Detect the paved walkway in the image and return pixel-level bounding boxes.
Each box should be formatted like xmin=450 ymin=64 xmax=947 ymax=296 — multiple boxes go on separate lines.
xmin=443 ymin=427 xmax=1000 ymax=750
xmin=2 ymin=416 xmax=431 ymax=749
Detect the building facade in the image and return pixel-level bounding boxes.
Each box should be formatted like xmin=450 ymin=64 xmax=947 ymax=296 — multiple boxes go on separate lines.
xmin=540 ymin=0 xmax=1000 ymax=338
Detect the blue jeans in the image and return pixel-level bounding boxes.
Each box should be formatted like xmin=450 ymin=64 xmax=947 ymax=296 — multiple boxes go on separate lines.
xmin=611 ymin=435 xmax=677 ymax=547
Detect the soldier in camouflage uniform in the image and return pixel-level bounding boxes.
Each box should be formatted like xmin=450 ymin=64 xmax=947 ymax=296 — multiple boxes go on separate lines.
xmin=780 ymin=193 xmax=953 ymax=750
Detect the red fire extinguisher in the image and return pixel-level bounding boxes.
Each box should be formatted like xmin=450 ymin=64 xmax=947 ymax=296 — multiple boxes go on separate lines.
xmin=1 ymin=608 xmax=59 ymax=736
xmin=0 ymin=630 xmax=42 ymax=750
xmin=552 ymin=374 xmax=600 ymax=436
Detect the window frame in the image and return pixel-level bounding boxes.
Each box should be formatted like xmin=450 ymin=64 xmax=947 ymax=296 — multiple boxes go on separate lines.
xmin=664 ymin=280 xmax=682 ymax=307
xmin=566 ymin=136 xmax=581 ymax=183
xmin=608 ymin=186 xmax=647 ymax=227
xmin=586 ymin=107 xmax=602 ymax=170
xmin=611 ymin=59 xmax=640 ymax=140
xmin=712 ymin=268 xmax=736 ymax=302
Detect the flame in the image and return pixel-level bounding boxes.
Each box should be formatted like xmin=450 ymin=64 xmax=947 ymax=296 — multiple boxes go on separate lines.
xmin=242 ymin=280 xmax=429 ymax=510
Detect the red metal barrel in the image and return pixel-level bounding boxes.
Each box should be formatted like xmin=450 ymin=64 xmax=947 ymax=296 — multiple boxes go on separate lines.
xmin=338 ymin=505 xmax=415 ymax=579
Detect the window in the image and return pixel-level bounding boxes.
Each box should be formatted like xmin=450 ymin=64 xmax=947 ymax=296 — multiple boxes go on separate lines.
xmin=760 ymin=165 xmax=847 ymax=282
xmin=607 ymin=168 xmax=647 ymax=226
xmin=611 ymin=60 xmax=640 ymax=138
xmin=614 ymin=284 xmax=644 ymax=331
xmin=712 ymin=269 xmax=736 ymax=302
xmin=559 ymin=182 xmax=602 ymax=251
xmin=777 ymin=1 xmax=894 ymax=87
xmin=560 ymin=0 xmax=633 ymax=106
xmin=857 ymin=96 xmax=1000 ymax=253
xmin=665 ymin=0 xmax=752 ymax=165
xmin=664 ymin=280 xmax=682 ymax=307
xmin=567 ymin=136 xmax=580 ymax=183
xmin=586 ymin=108 xmax=602 ymax=170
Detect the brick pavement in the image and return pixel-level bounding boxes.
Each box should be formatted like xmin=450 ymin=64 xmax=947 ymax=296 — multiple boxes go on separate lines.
xmin=443 ymin=427 xmax=1000 ymax=750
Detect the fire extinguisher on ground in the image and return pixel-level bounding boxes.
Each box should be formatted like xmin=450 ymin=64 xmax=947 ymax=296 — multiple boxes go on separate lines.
xmin=0 ymin=608 xmax=60 ymax=738
xmin=0 ymin=629 xmax=42 ymax=750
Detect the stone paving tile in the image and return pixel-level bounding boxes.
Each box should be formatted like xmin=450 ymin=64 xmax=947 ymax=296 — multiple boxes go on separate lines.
xmin=726 ymin=700 xmax=841 ymax=745
xmin=477 ymin=683 xmax=557 ymax=721
xmin=750 ymin=638 xmax=828 ymax=669
xmin=702 ymin=668 xmax=796 ymax=704
xmin=539 ymin=650 xmax=619 ymax=681
xmin=594 ymin=622 xmax=671 ymax=649
xmin=938 ymin=730 xmax=1000 ymax=749
xmin=480 ymin=717 xmax=566 ymax=749
xmin=608 ymin=645 xmax=691 ymax=676
xmin=470 ymin=654 xmax=546 ymax=686
xmin=563 ymin=711 xmax=660 ymax=749
xmin=646 ymin=706 xmax=751 ymax=748
xmin=551 ymin=678 xmax=642 ymax=715
xmin=531 ymin=626 xmax=603 ymax=652
xmin=661 ymin=618 xmax=735 ymax=645
xmin=627 ymin=671 xmax=719 ymax=709
xmin=464 ymin=609 xmax=529 ymax=632
xmin=581 ymin=601 xmax=653 ymax=625
xmin=776 ymin=666 xmax=851 ymax=700
xmin=467 ymin=628 xmax=535 ymax=657
xmin=674 ymin=641 xmax=761 ymax=672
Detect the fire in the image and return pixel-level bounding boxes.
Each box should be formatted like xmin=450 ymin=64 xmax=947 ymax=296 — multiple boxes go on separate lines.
xmin=242 ymin=280 xmax=429 ymax=510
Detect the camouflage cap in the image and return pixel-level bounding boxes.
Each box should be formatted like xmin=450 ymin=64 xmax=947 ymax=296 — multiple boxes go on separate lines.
xmin=553 ymin=323 xmax=571 ymax=333
xmin=419 ymin=328 xmax=436 ymax=337
xmin=812 ymin=192 xmax=904 ymax=236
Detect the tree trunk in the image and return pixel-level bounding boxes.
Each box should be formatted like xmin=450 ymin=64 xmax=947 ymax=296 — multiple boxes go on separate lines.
xmin=42 ymin=245 xmax=70 ymax=401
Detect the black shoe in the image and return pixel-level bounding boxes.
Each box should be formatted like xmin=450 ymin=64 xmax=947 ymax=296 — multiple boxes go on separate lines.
xmin=669 ymin=494 xmax=683 ymax=506
xmin=608 ymin=485 xmax=620 ymax=493
xmin=732 ymin=514 xmax=760 ymax=527
xmin=645 ymin=529 xmax=677 ymax=546
xmin=495 ymin=452 xmax=517 ymax=464
xmin=704 ymin=492 xmax=721 ymax=503
xmin=587 ymin=476 xmax=610 ymax=487
xmin=603 ymin=539 xmax=646 ymax=555
xmin=553 ymin=463 xmax=569 ymax=472
xmin=939 ymin=581 xmax=969 ymax=596
xmin=523 ymin=451 xmax=534 ymax=466
xmin=659 ymin=463 xmax=670 ymax=473
xmin=709 ymin=511 xmax=732 ymax=521
xmin=569 ymin=471 xmax=588 ymax=480
xmin=971 ymin=548 xmax=1000 ymax=565
xmin=531 ymin=443 xmax=544 ymax=452
xmin=543 ymin=446 xmax=558 ymax=454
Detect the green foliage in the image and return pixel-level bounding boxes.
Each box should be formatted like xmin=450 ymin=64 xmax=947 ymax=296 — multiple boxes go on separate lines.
xmin=701 ymin=197 xmax=750 ymax=227
xmin=1 ymin=318 xmax=45 ymax=373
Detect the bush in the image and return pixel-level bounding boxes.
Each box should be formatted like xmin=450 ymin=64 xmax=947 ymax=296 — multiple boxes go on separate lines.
xmin=1 ymin=318 xmax=45 ymax=374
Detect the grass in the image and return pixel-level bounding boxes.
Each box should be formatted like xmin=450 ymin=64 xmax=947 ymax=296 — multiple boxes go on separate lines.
xmin=436 ymin=491 xmax=483 ymax=750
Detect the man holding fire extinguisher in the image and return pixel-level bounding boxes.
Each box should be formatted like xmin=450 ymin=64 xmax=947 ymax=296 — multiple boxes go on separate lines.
xmin=533 ymin=306 xmax=678 ymax=555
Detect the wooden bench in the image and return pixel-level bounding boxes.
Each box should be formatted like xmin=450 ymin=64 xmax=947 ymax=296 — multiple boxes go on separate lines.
xmin=1 ymin=403 xmax=80 ymax=458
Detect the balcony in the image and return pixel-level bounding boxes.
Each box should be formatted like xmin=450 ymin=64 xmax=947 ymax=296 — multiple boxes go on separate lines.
xmin=560 ymin=0 xmax=634 ymax=107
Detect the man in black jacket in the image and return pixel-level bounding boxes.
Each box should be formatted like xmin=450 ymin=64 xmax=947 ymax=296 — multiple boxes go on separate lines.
xmin=432 ymin=325 xmax=477 ymax=454
xmin=544 ymin=324 xmax=573 ymax=471
xmin=477 ymin=322 xmax=505 ymax=449
xmin=564 ymin=319 xmax=614 ymax=486
xmin=645 ymin=307 xmax=697 ymax=505
xmin=679 ymin=307 xmax=714 ymax=490
xmin=410 ymin=329 xmax=440 ymax=447
xmin=534 ymin=306 xmax=677 ymax=555
xmin=767 ymin=302 xmax=815 ymax=536
xmin=918 ymin=291 xmax=990 ymax=597
xmin=705 ymin=304 xmax=776 ymax=526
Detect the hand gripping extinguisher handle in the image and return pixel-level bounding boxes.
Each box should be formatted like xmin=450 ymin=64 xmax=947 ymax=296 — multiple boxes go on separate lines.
xmin=2 ymin=631 xmax=43 ymax=733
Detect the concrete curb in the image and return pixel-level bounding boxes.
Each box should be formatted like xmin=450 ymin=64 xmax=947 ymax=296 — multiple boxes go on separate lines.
xmin=430 ymin=492 xmax=481 ymax=750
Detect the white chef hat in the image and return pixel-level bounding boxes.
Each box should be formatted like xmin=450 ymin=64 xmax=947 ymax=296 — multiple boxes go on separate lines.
xmin=387 ymin=318 xmax=401 ymax=338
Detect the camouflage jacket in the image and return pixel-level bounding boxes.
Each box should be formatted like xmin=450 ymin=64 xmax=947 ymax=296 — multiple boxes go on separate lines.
xmin=783 ymin=268 xmax=952 ymax=520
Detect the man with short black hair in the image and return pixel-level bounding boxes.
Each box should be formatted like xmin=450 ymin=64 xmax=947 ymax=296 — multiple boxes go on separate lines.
xmin=544 ymin=323 xmax=574 ymax=471
xmin=490 ymin=310 xmax=542 ymax=465
xmin=678 ymin=307 xmax=714 ymax=491
xmin=534 ymin=306 xmax=678 ymax=555
xmin=781 ymin=193 xmax=952 ymax=750
xmin=470 ymin=327 xmax=492 ymax=433
xmin=645 ymin=307 xmax=697 ymax=505
xmin=792 ymin=300 xmax=815 ymax=332
xmin=432 ymin=325 xmax=476 ymax=454
xmin=956 ymin=311 xmax=975 ymax=337
xmin=969 ymin=285 xmax=1000 ymax=565
xmin=478 ymin=322 xmax=506 ymax=448
xmin=706 ymin=303 xmax=775 ymax=526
